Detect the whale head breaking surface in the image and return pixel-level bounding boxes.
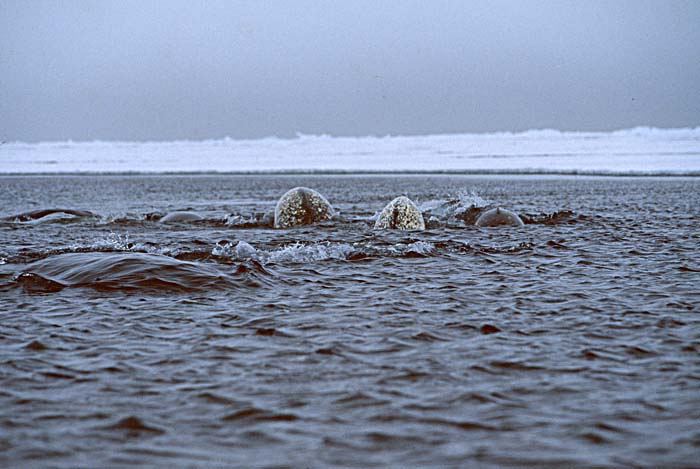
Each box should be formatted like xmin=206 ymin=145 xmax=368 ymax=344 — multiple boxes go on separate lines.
xmin=274 ymin=187 xmax=335 ymax=229
xmin=475 ymin=207 xmax=524 ymax=227
xmin=374 ymin=196 xmax=425 ymax=230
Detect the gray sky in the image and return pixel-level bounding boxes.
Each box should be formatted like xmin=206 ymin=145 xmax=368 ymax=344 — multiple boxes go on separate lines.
xmin=1 ymin=0 xmax=699 ymax=142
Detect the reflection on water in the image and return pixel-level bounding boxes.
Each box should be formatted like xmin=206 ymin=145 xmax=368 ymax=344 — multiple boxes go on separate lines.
xmin=0 ymin=175 xmax=699 ymax=467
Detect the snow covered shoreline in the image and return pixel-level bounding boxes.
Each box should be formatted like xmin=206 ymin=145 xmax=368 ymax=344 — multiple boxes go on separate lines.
xmin=2 ymin=127 xmax=699 ymax=175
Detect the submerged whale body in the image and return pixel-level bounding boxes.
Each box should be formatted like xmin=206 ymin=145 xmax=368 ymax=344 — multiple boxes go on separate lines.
xmin=5 ymin=208 xmax=95 ymax=222
xmin=274 ymin=187 xmax=334 ymax=229
xmin=159 ymin=212 xmax=204 ymax=223
xmin=16 ymin=252 xmax=229 ymax=292
xmin=374 ymin=196 xmax=425 ymax=230
xmin=475 ymin=207 xmax=524 ymax=227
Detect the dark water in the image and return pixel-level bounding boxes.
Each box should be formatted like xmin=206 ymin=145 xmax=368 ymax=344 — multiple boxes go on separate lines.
xmin=1 ymin=175 xmax=699 ymax=468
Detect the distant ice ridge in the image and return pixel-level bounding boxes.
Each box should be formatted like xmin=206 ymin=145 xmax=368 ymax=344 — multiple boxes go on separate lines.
xmin=2 ymin=127 xmax=699 ymax=175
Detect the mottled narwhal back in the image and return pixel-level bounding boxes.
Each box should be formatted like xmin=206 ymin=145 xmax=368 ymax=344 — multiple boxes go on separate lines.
xmin=475 ymin=207 xmax=524 ymax=227
xmin=274 ymin=187 xmax=335 ymax=229
xmin=374 ymin=196 xmax=425 ymax=230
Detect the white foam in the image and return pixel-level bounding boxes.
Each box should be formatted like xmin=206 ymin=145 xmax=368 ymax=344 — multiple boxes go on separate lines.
xmin=88 ymin=231 xmax=179 ymax=257
xmin=214 ymin=240 xmax=360 ymax=263
xmin=97 ymin=232 xmax=132 ymax=251
xmin=249 ymin=241 xmax=435 ymax=264
xmin=234 ymin=241 xmax=257 ymax=259
xmin=401 ymin=241 xmax=435 ymax=256
xmin=421 ymin=191 xmax=489 ymax=218
xmin=212 ymin=240 xmax=258 ymax=259
xmin=264 ymin=242 xmax=356 ymax=264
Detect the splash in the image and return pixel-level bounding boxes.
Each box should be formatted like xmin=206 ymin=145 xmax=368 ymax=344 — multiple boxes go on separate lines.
xmin=420 ymin=191 xmax=491 ymax=227
xmin=212 ymin=240 xmax=258 ymax=260
xmin=382 ymin=241 xmax=436 ymax=258
xmin=98 ymin=231 xmax=133 ymax=251
xmin=225 ymin=213 xmax=274 ymax=228
xmin=212 ymin=238 xmax=441 ymax=265
xmin=264 ymin=242 xmax=356 ymax=264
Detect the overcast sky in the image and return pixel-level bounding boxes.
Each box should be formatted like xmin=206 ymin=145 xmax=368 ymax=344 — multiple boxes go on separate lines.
xmin=1 ymin=0 xmax=699 ymax=142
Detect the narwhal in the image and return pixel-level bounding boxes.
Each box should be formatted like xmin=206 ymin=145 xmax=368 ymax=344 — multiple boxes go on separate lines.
xmin=475 ymin=207 xmax=524 ymax=227
xmin=159 ymin=212 xmax=204 ymax=223
xmin=374 ymin=196 xmax=425 ymax=230
xmin=274 ymin=187 xmax=335 ymax=229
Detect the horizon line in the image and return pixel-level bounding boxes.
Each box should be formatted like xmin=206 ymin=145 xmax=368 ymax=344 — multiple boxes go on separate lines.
xmin=1 ymin=169 xmax=698 ymax=178
xmin=3 ymin=125 xmax=700 ymax=146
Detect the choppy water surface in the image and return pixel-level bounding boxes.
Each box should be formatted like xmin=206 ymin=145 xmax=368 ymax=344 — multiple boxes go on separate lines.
xmin=1 ymin=175 xmax=699 ymax=467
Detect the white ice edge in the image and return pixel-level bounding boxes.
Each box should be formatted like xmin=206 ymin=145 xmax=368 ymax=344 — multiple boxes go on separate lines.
xmin=1 ymin=126 xmax=699 ymax=174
